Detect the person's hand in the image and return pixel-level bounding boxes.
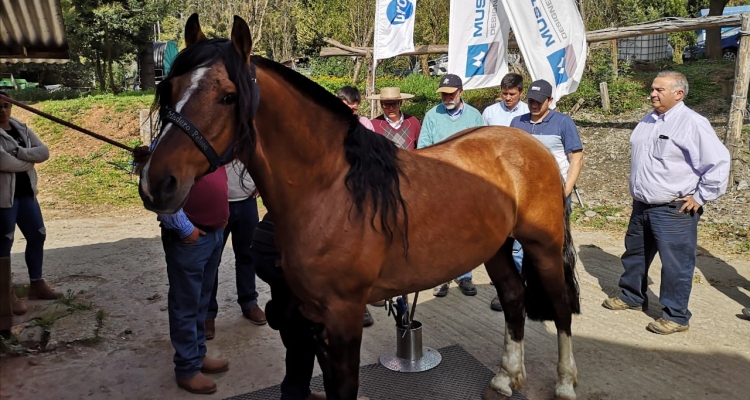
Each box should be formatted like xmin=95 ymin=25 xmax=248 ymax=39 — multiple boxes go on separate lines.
xmin=676 ymin=196 xmax=701 ymax=214
xmin=180 ymin=227 xmax=205 ymax=244
xmin=251 ymin=189 xmax=260 ymax=199
xmin=133 ymin=145 xmax=151 ymax=173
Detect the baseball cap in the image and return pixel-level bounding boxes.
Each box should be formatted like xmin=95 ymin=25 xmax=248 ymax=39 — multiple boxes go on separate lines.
xmin=436 ymin=74 xmax=463 ymax=93
xmin=527 ymin=80 xmax=553 ymax=103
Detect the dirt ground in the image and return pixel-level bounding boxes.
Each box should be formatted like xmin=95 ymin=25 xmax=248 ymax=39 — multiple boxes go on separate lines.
xmin=0 ymin=213 xmax=749 ymax=400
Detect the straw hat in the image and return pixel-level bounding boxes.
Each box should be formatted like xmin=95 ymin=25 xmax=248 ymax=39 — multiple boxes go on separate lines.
xmin=366 ymin=87 xmax=414 ymax=100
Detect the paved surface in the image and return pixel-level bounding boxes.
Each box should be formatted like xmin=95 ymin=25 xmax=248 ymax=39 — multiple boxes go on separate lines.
xmin=1 ymin=216 xmax=749 ymax=399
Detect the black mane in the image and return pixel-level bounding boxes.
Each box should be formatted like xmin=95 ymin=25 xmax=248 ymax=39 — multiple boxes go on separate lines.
xmin=252 ymin=56 xmax=409 ymax=250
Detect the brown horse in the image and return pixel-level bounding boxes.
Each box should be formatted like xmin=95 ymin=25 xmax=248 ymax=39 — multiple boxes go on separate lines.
xmin=139 ymin=14 xmax=580 ymax=400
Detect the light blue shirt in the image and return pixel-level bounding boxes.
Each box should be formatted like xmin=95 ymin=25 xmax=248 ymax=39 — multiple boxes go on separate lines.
xmin=418 ymin=102 xmax=484 ymax=148
xmin=482 ymin=101 xmax=529 ymax=127
xmin=629 ymin=102 xmax=730 ymax=205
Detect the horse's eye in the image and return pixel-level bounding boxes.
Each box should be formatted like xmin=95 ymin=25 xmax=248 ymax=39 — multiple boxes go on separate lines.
xmin=220 ymin=94 xmax=237 ymax=104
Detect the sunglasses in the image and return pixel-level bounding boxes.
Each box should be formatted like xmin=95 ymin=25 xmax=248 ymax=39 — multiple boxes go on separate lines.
xmin=381 ymin=101 xmax=401 ymax=108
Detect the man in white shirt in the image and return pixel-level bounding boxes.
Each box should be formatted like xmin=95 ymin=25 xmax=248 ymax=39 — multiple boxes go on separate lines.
xmin=482 ymin=73 xmax=528 ymax=312
xmin=482 ymin=73 xmax=529 ymax=127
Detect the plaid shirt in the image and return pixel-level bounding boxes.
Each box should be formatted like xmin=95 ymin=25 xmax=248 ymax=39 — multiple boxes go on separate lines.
xmin=370 ymin=113 xmax=421 ymax=150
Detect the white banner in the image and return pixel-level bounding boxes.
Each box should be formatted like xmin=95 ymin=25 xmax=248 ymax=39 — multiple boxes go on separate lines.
xmin=373 ymin=0 xmax=416 ymax=60
xmin=501 ymin=0 xmax=587 ymax=104
xmin=448 ymin=0 xmax=510 ymax=90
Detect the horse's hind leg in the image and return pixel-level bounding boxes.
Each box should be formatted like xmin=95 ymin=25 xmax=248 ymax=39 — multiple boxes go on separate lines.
xmin=318 ymin=299 xmax=365 ymax=400
xmin=525 ymin=242 xmax=578 ymax=400
xmin=483 ymin=239 xmax=527 ymax=400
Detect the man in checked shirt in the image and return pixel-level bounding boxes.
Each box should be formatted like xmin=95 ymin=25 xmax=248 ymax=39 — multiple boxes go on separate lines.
xmin=602 ymin=71 xmax=730 ymax=335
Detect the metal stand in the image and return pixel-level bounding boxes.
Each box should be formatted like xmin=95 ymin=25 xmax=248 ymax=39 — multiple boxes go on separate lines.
xmin=379 ymin=320 xmax=442 ymax=372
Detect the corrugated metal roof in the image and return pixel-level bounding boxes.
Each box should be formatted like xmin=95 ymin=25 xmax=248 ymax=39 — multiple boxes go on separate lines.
xmin=0 ymin=0 xmax=70 ymax=64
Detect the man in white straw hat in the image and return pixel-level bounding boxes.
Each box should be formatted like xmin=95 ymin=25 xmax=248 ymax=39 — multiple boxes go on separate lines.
xmin=368 ymin=87 xmax=421 ymax=150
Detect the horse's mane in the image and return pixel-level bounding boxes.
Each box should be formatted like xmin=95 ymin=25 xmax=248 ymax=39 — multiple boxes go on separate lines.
xmin=151 ymin=38 xmax=256 ymax=155
xmin=251 ymin=56 xmax=409 ymax=250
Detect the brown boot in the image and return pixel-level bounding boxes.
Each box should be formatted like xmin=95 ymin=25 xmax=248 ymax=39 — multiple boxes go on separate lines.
xmin=200 ymin=356 xmax=229 ymax=374
xmin=242 ymin=305 xmax=267 ymax=325
xmin=306 ymin=392 xmax=326 ymax=400
xmin=176 ymin=372 xmax=216 ymax=394
xmin=27 ymin=280 xmax=63 ymax=300
xmin=205 ymin=318 xmax=215 ymax=340
xmin=10 ymin=291 xmax=27 ymax=316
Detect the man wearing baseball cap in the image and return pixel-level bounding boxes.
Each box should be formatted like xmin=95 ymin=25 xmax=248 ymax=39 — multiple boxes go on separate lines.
xmin=418 ymin=73 xmax=484 ymax=298
xmin=510 ymin=79 xmax=583 ymax=198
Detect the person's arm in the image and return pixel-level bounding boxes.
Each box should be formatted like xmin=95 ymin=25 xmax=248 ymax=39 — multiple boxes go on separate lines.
xmin=159 ymin=210 xmax=203 ymax=242
xmin=482 ymin=108 xmax=491 ymax=126
xmin=676 ymin=118 xmax=730 ymax=212
xmin=564 ymin=151 xmax=583 ymax=197
xmin=0 ymin=148 xmax=34 ymax=172
xmin=15 ymin=124 xmax=49 ymax=163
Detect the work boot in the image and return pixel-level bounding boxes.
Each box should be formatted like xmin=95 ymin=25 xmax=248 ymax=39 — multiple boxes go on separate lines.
xmin=243 ymin=305 xmax=267 ymax=325
xmin=646 ymin=318 xmax=689 ymax=335
xmin=602 ymin=297 xmax=643 ymax=311
xmin=433 ymin=283 xmax=449 ymax=297
xmin=200 ymin=356 xmax=229 ymax=374
xmin=27 ymin=280 xmax=63 ymax=300
xmin=205 ymin=318 xmax=215 ymax=340
xmin=490 ymin=296 xmax=503 ymax=312
xmin=363 ymin=307 xmax=374 ymax=327
xmin=10 ymin=291 xmax=27 ymax=316
xmin=176 ymin=373 xmax=217 ymax=394
xmin=455 ymin=278 xmax=477 ymax=296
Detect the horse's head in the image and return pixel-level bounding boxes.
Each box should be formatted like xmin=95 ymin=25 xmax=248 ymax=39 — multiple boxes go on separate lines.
xmin=139 ymin=14 xmax=256 ymax=213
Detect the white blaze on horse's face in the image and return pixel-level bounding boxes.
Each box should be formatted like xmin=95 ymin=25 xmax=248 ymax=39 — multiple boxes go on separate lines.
xmin=140 ymin=67 xmax=210 ymax=202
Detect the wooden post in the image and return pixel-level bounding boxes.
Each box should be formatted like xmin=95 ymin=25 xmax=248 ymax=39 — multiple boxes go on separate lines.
xmin=599 ymin=82 xmax=611 ymax=112
xmin=611 ymin=40 xmax=618 ymax=79
xmin=724 ymin=13 xmax=750 ymax=188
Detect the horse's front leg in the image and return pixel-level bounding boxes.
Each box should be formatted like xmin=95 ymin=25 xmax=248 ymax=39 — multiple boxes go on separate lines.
xmin=316 ymin=300 xmax=365 ymax=400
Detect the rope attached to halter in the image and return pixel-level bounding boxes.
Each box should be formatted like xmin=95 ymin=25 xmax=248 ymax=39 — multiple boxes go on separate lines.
xmin=0 ymin=94 xmax=136 ymax=152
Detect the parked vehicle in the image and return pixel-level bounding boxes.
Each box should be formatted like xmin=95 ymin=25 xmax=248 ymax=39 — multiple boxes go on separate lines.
xmin=682 ymin=27 xmax=741 ymax=62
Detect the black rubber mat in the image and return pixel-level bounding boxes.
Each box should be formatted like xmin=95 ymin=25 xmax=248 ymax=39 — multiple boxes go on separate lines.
xmin=225 ymin=344 xmax=527 ymax=400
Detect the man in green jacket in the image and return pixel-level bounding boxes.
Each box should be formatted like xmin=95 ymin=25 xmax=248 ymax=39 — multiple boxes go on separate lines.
xmin=417 ymin=74 xmax=484 ymax=297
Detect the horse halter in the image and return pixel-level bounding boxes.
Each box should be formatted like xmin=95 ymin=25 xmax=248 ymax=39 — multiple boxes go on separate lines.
xmin=157 ymin=63 xmax=260 ymax=173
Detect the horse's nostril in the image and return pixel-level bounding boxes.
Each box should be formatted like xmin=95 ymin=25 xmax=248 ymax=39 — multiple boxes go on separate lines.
xmin=160 ymin=175 xmax=179 ymax=198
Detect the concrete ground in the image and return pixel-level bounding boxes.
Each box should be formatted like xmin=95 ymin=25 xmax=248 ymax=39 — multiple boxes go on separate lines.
xmin=1 ymin=215 xmax=749 ymax=400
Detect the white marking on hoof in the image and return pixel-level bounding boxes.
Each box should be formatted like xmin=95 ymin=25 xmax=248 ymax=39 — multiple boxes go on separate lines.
xmin=556 ymin=331 xmax=578 ymax=400
xmin=491 ymin=326 xmax=526 ymax=396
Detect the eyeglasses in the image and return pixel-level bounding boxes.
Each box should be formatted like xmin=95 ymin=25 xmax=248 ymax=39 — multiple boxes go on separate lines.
xmin=381 ymin=101 xmax=400 ymax=108
xmin=0 ymin=104 xmax=10 ymax=109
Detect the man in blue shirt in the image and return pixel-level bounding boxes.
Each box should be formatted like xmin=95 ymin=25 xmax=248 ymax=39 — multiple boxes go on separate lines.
xmin=510 ymin=79 xmax=584 ymax=196
xmin=418 ymin=74 xmax=484 ymax=297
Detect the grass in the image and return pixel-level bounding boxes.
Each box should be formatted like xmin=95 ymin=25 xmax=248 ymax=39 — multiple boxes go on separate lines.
xmin=59 ymin=289 xmax=94 ymax=311
xmin=571 ymin=205 xmax=627 ymax=230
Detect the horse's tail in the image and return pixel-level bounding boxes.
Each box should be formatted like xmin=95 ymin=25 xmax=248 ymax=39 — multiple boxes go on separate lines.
xmin=524 ymin=192 xmax=581 ymax=320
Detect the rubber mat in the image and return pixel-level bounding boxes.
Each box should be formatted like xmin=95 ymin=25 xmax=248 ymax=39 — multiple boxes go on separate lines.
xmin=225 ymin=344 xmax=527 ymax=400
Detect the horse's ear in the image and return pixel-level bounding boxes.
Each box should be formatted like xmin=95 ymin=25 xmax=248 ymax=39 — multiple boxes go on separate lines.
xmin=184 ymin=13 xmax=207 ymax=48
xmin=231 ymin=15 xmax=253 ymax=65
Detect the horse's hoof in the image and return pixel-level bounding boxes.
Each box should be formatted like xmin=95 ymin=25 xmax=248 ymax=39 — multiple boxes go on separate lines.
xmin=554 ymin=382 xmax=577 ymax=400
xmin=482 ymin=386 xmax=512 ymax=400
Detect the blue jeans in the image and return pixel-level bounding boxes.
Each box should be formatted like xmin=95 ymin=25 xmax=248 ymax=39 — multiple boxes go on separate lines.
xmin=162 ymin=227 xmax=224 ymax=380
xmin=618 ymin=201 xmax=701 ymax=326
xmin=207 ymin=197 xmax=259 ymax=318
xmin=0 ymin=196 xmax=46 ymax=281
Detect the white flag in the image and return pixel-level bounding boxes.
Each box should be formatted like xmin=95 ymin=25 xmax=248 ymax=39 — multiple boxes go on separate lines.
xmin=447 ymin=0 xmax=510 ymax=90
xmin=373 ymin=0 xmax=416 ymax=60
xmin=501 ymin=0 xmax=587 ymax=104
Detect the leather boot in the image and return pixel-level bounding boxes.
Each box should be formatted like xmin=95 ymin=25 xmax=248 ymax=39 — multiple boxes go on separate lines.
xmin=10 ymin=291 xmax=27 ymax=316
xmin=205 ymin=318 xmax=215 ymax=340
xmin=306 ymin=392 xmax=326 ymax=400
xmin=27 ymin=280 xmax=63 ymax=300
xmin=176 ymin=373 xmax=216 ymax=394
xmin=200 ymin=356 xmax=229 ymax=374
